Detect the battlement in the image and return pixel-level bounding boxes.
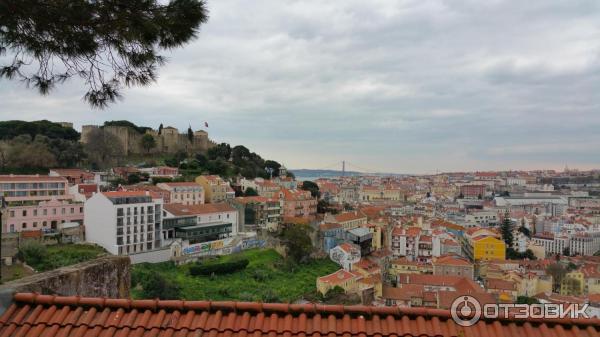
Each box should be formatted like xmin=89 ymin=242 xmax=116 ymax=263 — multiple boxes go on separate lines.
xmin=81 ymin=124 xmax=214 ymax=155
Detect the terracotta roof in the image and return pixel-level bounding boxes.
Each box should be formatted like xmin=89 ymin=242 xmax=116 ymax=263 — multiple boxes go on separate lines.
xmin=317 ymin=269 xmax=360 ymax=285
xmin=333 ymin=211 xmax=366 ymax=223
xmin=4 ymin=293 xmax=599 ymax=337
xmin=433 ymin=255 xmax=472 ymax=267
xmin=319 ymin=223 xmax=342 ymax=231
xmin=164 ymin=203 xmax=235 ymax=216
xmin=235 ymin=196 xmax=271 ymax=204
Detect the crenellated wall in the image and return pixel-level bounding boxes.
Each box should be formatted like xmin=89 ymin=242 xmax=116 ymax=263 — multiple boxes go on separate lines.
xmin=81 ymin=124 xmax=215 ymax=155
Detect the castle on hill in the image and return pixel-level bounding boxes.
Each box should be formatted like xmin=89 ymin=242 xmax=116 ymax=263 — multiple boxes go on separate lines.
xmin=81 ymin=124 xmax=216 ymax=155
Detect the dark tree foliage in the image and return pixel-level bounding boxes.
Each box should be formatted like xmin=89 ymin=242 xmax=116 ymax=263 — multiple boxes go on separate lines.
xmin=140 ymin=133 xmax=156 ymax=153
xmin=244 ymin=187 xmax=258 ymax=196
xmin=0 ymin=0 xmax=209 ymax=108
xmin=506 ymin=248 xmax=536 ymax=260
xmin=301 ymin=180 xmax=320 ymax=198
xmin=158 ymin=123 xmax=164 ymax=135
xmin=187 ymin=126 xmax=194 ymax=142
xmin=518 ymin=226 xmax=531 ymax=238
xmin=103 ymin=120 xmax=151 ymax=134
xmin=500 ymin=210 xmax=513 ymax=247
xmin=127 ymin=173 xmax=141 ymax=184
xmin=280 ymin=223 xmax=314 ymax=264
xmin=189 ymin=259 xmax=249 ymax=276
xmin=140 ymin=273 xmax=181 ymax=300
xmin=264 ymin=160 xmax=282 ymax=177
xmin=0 ymin=120 xmax=79 ymax=141
xmin=207 ymin=143 xmax=231 ymax=160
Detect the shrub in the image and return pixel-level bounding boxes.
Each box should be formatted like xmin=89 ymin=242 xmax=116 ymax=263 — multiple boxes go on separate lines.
xmin=189 ymin=259 xmax=249 ymax=276
xmin=19 ymin=241 xmax=48 ymax=269
xmin=140 ymin=273 xmax=181 ymax=299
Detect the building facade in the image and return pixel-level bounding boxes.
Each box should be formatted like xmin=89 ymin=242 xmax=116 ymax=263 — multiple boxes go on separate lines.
xmin=84 ymin=191 xmax=163 ymax=256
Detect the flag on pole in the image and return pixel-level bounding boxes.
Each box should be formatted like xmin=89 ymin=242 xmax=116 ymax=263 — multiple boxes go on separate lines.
xmin=205 ymin=122 xmax=209 ymax=128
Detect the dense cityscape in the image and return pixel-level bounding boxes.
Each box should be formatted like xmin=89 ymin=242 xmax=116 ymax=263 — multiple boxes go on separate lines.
xmin=2 ymin=0 xmax=600 ymax=336
xmin=2 ymin=120 xmax=600 ymax=320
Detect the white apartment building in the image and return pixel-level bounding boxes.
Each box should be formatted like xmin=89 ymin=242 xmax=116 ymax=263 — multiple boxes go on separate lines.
xmin=570 ymin=232 xmax=600 ymax=256
xmin=465 ymin=211 xmax=498 ymax=227
xmin=84 ymin=191 xmax=163 ymax=256
xmin=156 ymin=182 xmax=204 ymax=205
xmin=532 ymin=233 xmax=569 ymax=256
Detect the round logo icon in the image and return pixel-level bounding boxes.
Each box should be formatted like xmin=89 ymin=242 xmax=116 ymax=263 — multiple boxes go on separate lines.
xmin=450 ymin=295 xmax=482 ymax=327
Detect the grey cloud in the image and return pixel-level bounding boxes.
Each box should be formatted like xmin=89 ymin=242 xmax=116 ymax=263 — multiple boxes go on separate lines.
xmin=1 ymin=0 xmax=599 ymax=172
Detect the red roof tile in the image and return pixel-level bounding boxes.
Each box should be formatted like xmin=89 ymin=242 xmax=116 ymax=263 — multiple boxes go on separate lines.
xmin=1 ymin=293 xmax=599 ymax=337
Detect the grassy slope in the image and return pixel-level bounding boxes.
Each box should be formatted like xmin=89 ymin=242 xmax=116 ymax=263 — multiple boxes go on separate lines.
xmin=132 ymin=248 xmax=338 ymax=302
xmin=28 ymin=244 xmax=107 ymax=272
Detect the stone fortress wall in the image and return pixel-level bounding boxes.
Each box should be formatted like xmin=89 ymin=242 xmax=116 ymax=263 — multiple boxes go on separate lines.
xmin=81 ymin=124 xmax=217 ymax=155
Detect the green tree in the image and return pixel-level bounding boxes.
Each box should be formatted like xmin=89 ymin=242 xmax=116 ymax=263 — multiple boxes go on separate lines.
xmin=19 ymin=241 xmax=48 ymax=268
xmin=140 ymin=273 xmax=181 ymax=299
xmin=127 ymin=173 xmax=141 ymax=185
xmin=187 ymin=126 xmax=194 ymax=142
xmin=83 ymin=128 xmax=124 ymax=168
xmin=0 ymin=120 xmax=79 ymax=141
xmin=264 ymin=160 xmax=282 ymax=177
xmin=518 ymin=226 xmax=531 ymax=238
xmin=244 ymin=187 xmax=258 ymax=196
xmin=516 ymin=296 xmax=539 ymax=304
xmin=280 ymin=224 xmax=314 ymax=264
xmin=546 ymin=263 xmax=567 ymax=292
xmin=0 ymin=0 xmax=209 ymax=108
xmin=195 ymin=153 xmax=208 ymax=167
xmin=140 ymin=134 xmax=157 ymax=153
xmin=301 ymin=181 xmax=320 ymax=198
xmin=207 ymin=143 xmax=231 ymax=160
xmin=500 ymin=210 xmax=514 ymax=247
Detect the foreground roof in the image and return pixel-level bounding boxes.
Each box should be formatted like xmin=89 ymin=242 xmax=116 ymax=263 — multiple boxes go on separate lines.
xmin=1 ymin=293 xmax=599 ymax=337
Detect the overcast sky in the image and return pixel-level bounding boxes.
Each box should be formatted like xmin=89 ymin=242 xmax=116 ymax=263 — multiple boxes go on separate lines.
xmin=1 ymin=0 xmax=600 ymax=174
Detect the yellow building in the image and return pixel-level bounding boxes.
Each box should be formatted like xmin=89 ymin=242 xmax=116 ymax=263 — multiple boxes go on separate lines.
xmin=195 ymin=175 xmax=233 ymax=203
xmin=561 ymin=271 xmax=585 ymax=296
xmin=389 ymin=257 xmax=432 ymax=276
xmin=316 ymin=269 xmax=360 ymax=295
xmin=367 ymin=224 xmax=383 ymax=250
xmin=472 ymin=236 xmax=506 ymax=261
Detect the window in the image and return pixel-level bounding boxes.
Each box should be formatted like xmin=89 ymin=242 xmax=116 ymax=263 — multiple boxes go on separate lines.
xmin=9 ymin=211 xmax=14 ymax=217
xmin=43 ymin=209 xmax=47 ymax=216
xmin=22 ymin=223 xmax=27 ymax=229
xmin=33 ymin=209 xmax=38 ymax=216
xmin=61 ymin=208 xmax=65 ymax=215
xmin=71 ymin=208 xmax=74 ymax=214
xmin=53 ymin=209 xmax=57 ymax=215
xmin=22 ymin=210 xmax=27 ymax=217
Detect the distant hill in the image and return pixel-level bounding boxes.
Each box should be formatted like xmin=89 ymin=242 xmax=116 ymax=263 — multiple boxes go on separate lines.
xmin=290 ymin=169 xmax=362 ymax=180
xmin=291 ymin=169 xmax=411 ymax=180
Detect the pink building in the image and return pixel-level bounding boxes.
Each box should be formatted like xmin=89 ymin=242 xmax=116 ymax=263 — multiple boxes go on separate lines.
xmin=0 ymin=175 xmax=82 ymax=233
xmin=4 ymin=199 xmax=84 ymax=233
xmin=280 ymin=188 xmax=317 ymax=220
xmin=0 ymin=175 xmax=71 ymax=203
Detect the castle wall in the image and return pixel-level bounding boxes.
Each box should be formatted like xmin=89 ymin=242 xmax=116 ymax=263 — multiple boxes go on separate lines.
xmin=81 ymin=125 xmax=215 ymax=156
